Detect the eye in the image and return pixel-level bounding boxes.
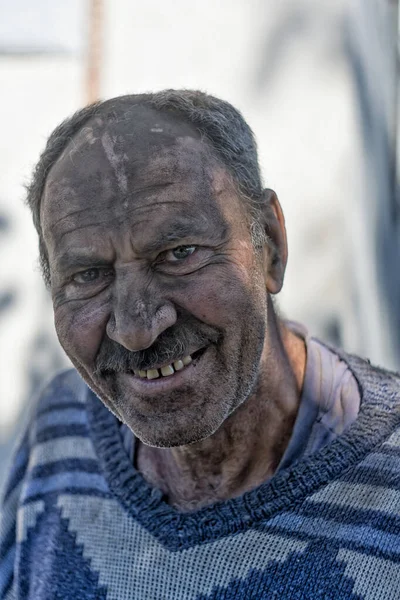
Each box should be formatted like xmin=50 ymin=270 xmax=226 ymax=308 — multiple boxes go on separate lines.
xmin=166 ymin=245 xmax=197 ymax=261
xmin=72 ymin=268 xmax=113 ymax=285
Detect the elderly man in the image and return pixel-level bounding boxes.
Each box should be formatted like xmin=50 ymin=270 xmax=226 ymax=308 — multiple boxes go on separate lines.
xmin=1 ymin=90 xmax=400 ymax=600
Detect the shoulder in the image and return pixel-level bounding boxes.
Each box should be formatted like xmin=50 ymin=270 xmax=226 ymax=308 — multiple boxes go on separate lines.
xmin=1 ymin=369 xmax=94 ymax=505
xmin=24 ymin=367 xmax=95 ymax=457
xmin=34 ymin=368 xmax=89 ymax=414
xmin=1 ymin=368 xmax=102 ymax=515
xmin=0 ymin=371 xmax=106 ymax=598
xmin=313 ymin=339 xmax=400 ymax=410
xmin=1 ymin=369 xmax=90 ymax=489
xmin=21 ymin=368 xmax=90 ymax=448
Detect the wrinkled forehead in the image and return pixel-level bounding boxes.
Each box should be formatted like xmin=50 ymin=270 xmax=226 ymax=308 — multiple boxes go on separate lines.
xmin=42 ymin=105 xmax=224 ymax=227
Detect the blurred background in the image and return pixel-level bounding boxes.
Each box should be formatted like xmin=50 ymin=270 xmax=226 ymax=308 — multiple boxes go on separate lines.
xmin=0 ymin=0 xmax=399 ymax=480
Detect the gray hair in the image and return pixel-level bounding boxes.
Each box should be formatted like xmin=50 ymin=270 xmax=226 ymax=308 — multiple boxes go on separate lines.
xmin=26 ymin=89 xmax=267 ymax=286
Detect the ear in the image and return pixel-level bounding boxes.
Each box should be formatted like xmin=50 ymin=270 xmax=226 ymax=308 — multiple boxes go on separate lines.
xmin=260 ymin=189 xmax=288 ymax=294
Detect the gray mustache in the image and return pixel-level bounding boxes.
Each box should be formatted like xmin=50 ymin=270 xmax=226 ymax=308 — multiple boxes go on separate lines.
xmin=94 ymin=323 xmax=220 ymax=374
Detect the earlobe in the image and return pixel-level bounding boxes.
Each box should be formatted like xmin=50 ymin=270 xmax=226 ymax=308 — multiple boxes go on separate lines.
xmin=260 ymin=189 xmax=288 ymax=294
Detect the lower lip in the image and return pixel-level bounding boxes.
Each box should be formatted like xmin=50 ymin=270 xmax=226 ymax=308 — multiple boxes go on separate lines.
xmin=117 ymin=353 xmax=205 ymax=396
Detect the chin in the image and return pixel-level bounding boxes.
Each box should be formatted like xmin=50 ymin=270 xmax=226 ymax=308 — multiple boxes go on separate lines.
xmin=128 ymin=411 xmax=224 ymax=448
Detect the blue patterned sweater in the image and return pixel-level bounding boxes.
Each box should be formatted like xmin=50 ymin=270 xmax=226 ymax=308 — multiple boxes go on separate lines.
xmin=1 ymin=350 xmax=400 ymax=600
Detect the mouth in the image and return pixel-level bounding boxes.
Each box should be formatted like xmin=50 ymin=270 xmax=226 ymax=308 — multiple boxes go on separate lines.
xmin=130 ymin=347 xmax=207 ymax=380
xmin=113 ymin=346 xmax=210 ymax=397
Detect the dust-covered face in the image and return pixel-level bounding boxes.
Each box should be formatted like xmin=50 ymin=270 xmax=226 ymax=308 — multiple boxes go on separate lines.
xmin=41 ymin=107 xmax=270 ymax=447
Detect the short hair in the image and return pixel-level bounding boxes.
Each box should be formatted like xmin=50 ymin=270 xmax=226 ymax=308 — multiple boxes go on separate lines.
xmin=26 ymin=90 xmax=265 ymax=286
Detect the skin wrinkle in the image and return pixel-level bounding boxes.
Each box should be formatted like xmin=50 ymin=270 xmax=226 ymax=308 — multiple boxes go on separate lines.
xmin=47 ymin=156 xmax=219 ymax=246
xmin=53 ymin=202 xmax=188 ymax=246
xmin=42 ymin=106 xmax=306 ymax=511
xmin=51 ymin=199 xmax=227 ymax=278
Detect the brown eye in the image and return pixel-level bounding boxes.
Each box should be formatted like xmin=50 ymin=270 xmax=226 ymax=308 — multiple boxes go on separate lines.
xmin=73 ymin=268 xmax=113 ymax=284
xmin=168 ymin=246 xmax=196 ymax=261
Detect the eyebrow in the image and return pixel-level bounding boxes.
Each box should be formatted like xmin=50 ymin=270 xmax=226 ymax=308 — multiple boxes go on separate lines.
xmin=141 ymin=222 xmax=215 ymax=254
xmin=55 ymin=254 xmax=111 ymax=274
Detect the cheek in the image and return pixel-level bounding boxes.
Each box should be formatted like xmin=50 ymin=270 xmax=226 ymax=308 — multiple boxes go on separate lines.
xmin=173 ymin=264 xmax=266 ymax=328
xmin=54 ymin=299 xmax=110 ymax=365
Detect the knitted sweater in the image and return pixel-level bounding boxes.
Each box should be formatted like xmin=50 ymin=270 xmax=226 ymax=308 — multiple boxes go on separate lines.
xmin=1 ymin=350 xmax=400 ymax=600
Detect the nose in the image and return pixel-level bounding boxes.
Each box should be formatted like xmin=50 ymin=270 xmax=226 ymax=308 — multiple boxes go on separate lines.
xmin=106 ymin=284 xmax=177 ymax=352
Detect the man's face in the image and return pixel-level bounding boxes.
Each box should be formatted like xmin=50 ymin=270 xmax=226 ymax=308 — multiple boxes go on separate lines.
xmin=41 ymin=108 xmax=270 ymax=447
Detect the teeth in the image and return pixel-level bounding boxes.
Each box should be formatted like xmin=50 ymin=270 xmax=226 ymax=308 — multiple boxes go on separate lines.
xmin=161 ymin=365 xmax=174 ymax=377
xmin=134 ymin=353 xmax=195 ymax=379
xmin=147 ymin=369 xmax=160 ymax=380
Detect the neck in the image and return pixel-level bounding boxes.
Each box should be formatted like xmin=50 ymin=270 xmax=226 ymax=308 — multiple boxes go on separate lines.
xmin=136 ymin=307 xmax=306 ymax=511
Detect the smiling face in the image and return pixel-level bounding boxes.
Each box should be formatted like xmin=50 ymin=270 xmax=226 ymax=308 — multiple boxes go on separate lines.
xmin=41 ymin=107 xmax=272 ymax=447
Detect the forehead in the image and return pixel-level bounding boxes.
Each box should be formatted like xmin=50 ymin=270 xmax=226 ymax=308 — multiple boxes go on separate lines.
xmin=45 ymin=108 xmax=205 ymax=205
xmin=41 ymin=106 xmax=242 ymax=251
